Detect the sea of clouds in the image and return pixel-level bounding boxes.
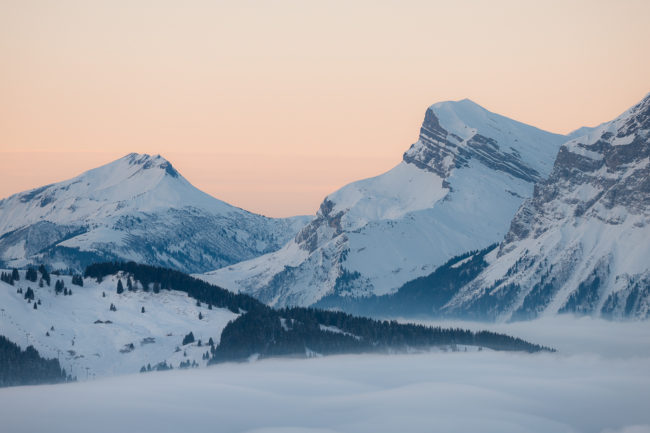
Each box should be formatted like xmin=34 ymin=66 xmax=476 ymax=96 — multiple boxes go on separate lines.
xmin=1 ymin=316 xmax=648 ymax=433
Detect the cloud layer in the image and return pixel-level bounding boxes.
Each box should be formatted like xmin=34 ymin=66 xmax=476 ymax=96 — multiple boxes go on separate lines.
xmin=1 ymin=317 xmax=649 ymax=433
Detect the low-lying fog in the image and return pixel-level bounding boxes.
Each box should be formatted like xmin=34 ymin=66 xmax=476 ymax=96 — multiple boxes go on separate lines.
xmin=403 ymin=315 xmax=650 ymax=358
xmin=1 ymin=317 xmax=649 ymax=433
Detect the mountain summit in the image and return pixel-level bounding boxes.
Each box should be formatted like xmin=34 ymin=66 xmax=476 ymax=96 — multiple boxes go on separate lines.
xmin=404 ymin=99 xmax=560 ymax=182
xmin=201 ymin=99 xmax=569 ymax=307
xmin=444 ymin=93 xmax=650 ymax=320
xmin=0 ymin=153 xmax=309 ymax=272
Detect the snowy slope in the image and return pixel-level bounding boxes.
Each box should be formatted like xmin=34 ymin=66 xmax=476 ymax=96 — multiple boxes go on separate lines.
xmin=0 ymin=153 xmax=310 ymax=273
xmin=446 ymin=93 xmax=650 ymax=321
xmin=0 ymin=269 xmax=238 ymax=378
xmin=201 ymin=100 xmax=568 ymax=307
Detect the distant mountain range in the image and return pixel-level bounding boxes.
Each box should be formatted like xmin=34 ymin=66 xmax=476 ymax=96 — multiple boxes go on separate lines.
xmin=241 ymin=93 xmax=650 ymax=321
xmin=0 ymin=153 xmax=310 ymax=273
xmin=2 ymin=94 xmax=648 ymax=322
xmin=200 ymin=99 xmax=572 ymax=307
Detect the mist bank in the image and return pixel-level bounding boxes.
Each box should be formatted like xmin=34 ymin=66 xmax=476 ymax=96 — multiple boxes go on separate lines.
xmin=2 ymin=316 xmax=649 ymax=433
xmin=398 ymin=316 xmax=650 ymax=358
xmin=1 ymin=348 xmax=649 ymax=433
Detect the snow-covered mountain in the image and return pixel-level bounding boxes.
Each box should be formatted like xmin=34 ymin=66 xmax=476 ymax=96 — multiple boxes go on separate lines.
xmin=201 ymin=100 xmax=568 ymax=307
xmin=445 ymin=93 xmax=650 ymax=320
xmin=0 ymin=153 xmax=310 ymax=273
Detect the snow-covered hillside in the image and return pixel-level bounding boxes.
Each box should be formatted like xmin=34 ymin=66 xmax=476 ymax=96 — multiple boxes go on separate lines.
xmin=0 ymin=153 xmax=310 ymax=273
xmin=201 ymin=99 xmax=568 ymax=307
xmin=1 ymin=264 xmax=549 ymax=383
xmin=445 ymin=93 xmax=650 ymax=320
xmin=0 ymin=269 xmax=237 ymax=378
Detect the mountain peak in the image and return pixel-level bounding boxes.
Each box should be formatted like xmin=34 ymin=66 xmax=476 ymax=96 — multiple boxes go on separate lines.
xmin=0 ymin=152 xmax=206 ymax=236
xmin=429 ymin=98 xmax=484 ymax=111
xmin=206 ymin=98 xmax=570 ymax=307
xmin=0 ymin=153 xmax=309 ymax=273
xmin=403 ymin=98 xmax=566 ymax=182
xmin=445 ymin=91 xmax=650 ymax=321
xmin=564 ymin=92 xmax=650 ymax=151
xmin=121 ymin=153 xmax=179 ymax=178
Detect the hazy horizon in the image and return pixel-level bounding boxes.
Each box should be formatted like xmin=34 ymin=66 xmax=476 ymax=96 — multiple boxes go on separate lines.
xmin=2 ymin=1 xmax=649 ymax=217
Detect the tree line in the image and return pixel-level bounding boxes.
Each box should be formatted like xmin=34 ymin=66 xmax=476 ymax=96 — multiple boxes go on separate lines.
xmin=85 ymin=262 xmax=554 ymax=365
xmin=84 ymin=261 xmax=264 ymax=314
xmin=0 ymin=335 xmax=72 ymax=388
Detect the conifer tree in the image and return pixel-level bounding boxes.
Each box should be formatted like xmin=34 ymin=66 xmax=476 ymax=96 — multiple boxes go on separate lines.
xmin=24 ymin=287 xmax=35 ymax=301
xmin=54 ymin=280 xmax=64 ymax=295
xmin=182 ymin=332 xmax=195 ymax=345
xmin=39 ymin=264 xmax=51 ymax=286
xmin=116 ymin=279 xmax=124 ymax=294
xmin=25 ymin=267 xmax=38 ymax=282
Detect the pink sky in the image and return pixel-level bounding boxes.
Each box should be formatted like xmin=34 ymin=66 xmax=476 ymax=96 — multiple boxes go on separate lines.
xmin=1 ymin=1 xmax=649 ymax=217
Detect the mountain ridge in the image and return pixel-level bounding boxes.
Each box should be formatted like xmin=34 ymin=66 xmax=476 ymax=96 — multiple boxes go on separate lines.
xmin=0 ymin=153 xmax=311 ymax=273
xmin=444 ymin=92 xmax=650 ymax=320
xmin=342 ymin=92 xmax=650 ymax=321
xmin=201 ymin=99 xmax=569 ymax=308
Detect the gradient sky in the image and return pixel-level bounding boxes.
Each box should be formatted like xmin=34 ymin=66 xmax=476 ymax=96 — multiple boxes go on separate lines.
xmin=1 ymin=0 xmax=649 ymax=217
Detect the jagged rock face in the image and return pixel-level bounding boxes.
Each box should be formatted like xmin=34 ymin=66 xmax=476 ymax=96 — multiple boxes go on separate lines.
xmin=202 ymin=100 xmax=567 ymax=307
xmin=404 ymin=107 xmax=542 ymax=183
xmin=447 ymin=94 xmax=650 ymax=320
xmin=294 ymin=199 xmax=344 ymax=253
xmin=0 ymin=153 xmax=309 ymax=273
xmin=402 ymin=107 xmax=455 ymax=177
